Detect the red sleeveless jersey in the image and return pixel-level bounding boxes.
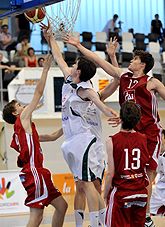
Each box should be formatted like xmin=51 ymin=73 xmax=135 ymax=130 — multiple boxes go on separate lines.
xmin=10 ymin=117 xmax=43 ymax=171
xmin=111 ymin=131 xmax=149 ymax=191
xmin=119 ymin=72 xmax=160 ymax=131
xmin=10 ymin=117 xmax=61 ymax=208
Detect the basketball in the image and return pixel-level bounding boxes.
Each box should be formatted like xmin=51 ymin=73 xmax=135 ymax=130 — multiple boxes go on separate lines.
xmin=24 ymin=7 xmax=46 ymax=24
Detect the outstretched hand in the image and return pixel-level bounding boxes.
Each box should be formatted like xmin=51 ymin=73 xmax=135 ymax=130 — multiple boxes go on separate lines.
xmin=106 ymin=37 xmax=118 ymax=57
xmin=40 ymin=21 xmax=54 ymax=44
xmin=107 ymin=114 xmax=121 ymax=127
xmin=62 ymin=33 xmax=80 ymax=46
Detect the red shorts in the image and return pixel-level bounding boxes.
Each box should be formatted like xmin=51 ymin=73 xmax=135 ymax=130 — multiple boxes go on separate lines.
xmin=139 ymin=125 xmax=162 ymax=170
xmin=20 ymin=168 xmax=61 ymax=209
xmin=106 ymin=187 xmax=147 ymax=227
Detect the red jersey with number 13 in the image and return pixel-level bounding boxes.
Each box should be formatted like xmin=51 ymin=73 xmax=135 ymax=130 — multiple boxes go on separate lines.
xmin=111 ymin=131 xmax=149 ymax=191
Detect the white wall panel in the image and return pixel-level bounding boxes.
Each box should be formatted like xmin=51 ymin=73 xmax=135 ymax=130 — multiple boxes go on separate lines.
xmin=73 ymin=0 xmax=164 ymax=36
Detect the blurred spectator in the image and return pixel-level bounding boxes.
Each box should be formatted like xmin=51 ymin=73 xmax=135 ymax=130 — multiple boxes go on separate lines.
xmin=38 ymin=57 xmax=45 ymax=67
xmin=103 ymin=14 xmax=119 ymax=38
xmin=0 ymin=52 xmax=18 ymax=100
xmin=0 ymin=18 xmax=8 ymax=29
xmin=151 ymin=14 xmax=163 ymax=41
xmin=128 ymin=28 xmax=134 ymax=36
xmin=0 ymin=24 xmax=17 ymax=53
xmin=16 ymin=14 xmax=31 ymax=42
xmin=13 ymin=35 xmax=30 ymax=67
xmin=24 ymin=47 xmax=38 ymax=67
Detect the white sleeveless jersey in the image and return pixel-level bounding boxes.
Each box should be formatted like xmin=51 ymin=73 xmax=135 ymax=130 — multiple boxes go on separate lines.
xmin=62 ymin=76 xmax=93 ymax=139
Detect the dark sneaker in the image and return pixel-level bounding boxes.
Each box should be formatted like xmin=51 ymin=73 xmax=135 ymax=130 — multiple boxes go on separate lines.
xmin=144 ymin=216 xmax=155 ymax=227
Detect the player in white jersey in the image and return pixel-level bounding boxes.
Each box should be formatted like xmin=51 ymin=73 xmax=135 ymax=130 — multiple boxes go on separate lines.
xmin=41 ymin=22 xmax=119 ymax=227
xmin=150 ymin=129 xmax=165 ymax=216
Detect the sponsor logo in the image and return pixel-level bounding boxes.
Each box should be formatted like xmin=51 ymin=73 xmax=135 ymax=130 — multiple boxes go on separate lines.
xmin=62 ymin=116 xmax=69 ymax=121
xmin=124 ymin=201 xmax=146 ymax=208
xmin=124 ymin=90 xmax=136 ymax=102
xmin=0 ymin=177 xmax=15 ymax=199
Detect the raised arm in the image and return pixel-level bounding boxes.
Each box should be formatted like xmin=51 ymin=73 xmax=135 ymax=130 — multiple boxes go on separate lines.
xmin=63 ymin=34 xmax=122 ymax=79
xmin=21 ymin=54 xmax=52 ymax=122
xmin=104 ymin=137 xmax=115 ymax=205
xmin=39 ymin=128 xmax=63 ymax=142
xmin=99 ymin=78 xmax=119 ymax=102
xmin=106 ymin=37 xmax=119 ymax=67
xmin=78 ymin=88 xmax=119 ymax=118
xmin=40 ymin=23 xmax=71 ymax=80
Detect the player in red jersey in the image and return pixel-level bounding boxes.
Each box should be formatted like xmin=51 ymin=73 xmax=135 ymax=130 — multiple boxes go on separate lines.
xmin=64 ymin=35 xmax=165 ymax=227
xmin=2 ymin=55 xmax=67 ymax=227
xmin=104 ymin=101 xmax=150 ymax=227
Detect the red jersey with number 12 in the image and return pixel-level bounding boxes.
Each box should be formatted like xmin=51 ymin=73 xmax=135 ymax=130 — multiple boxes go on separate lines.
xmin=119 ymin=73 xmax=160 ymax=131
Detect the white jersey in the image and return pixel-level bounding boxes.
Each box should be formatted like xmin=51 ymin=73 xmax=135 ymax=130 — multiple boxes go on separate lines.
xmin=62 ymin=76 xmax=93 ymax=140
xmin=156 ymin=151 xmax=165 ymax=188
xmin=150 ymin=151 xmax=165 ymax=215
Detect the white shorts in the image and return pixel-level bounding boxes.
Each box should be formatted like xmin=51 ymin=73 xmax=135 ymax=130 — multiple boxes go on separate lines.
xmin=95 ymin=140 xmax=105 ymax=181
xmin=150 ymin=184 xmax=165 ymax=215
xmin=61 ymin=132 xmax=99 ymax=181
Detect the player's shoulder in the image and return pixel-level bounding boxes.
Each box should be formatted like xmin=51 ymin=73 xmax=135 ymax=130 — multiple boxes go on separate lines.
xmin=135 ymin=131 xmax=147 ymax=140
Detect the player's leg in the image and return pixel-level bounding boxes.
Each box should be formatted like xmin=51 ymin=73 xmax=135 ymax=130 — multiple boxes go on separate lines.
xmin=27 ymin=207 xmax=44 ymax=227
xmin=145 ymin=133 xmax=161 ymax=227
xmin=74 ymin=178 xmax=105 ymax=227
xmin=145 ymin=169 xmax=156 ymax=227
xmin=74 ymin=184 xmax=86 ymax=227
xmin=146 ymin=169 xmax=157 ymax=213
xmin=93 ymin=178 xmax=106 ymax=226
xmin=50 ymin=195 xmax=68 ymax=227
xmin=76 ymin=180 xmax=100 ymax=227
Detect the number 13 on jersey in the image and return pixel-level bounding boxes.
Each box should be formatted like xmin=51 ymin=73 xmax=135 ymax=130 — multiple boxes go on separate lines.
xmin=124 ymin=148 xmax=141 ymax=170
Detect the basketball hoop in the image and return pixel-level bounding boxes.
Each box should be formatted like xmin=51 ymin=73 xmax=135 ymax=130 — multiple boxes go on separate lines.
xmin=45 ymin=0 xmax=81 ymax=39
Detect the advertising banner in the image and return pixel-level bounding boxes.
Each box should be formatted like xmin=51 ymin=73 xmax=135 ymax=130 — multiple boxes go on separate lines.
xmin=52 ymin=173 xmax=76 ymax=195
xmin=0 ymin=170 xmax=29 ymax=215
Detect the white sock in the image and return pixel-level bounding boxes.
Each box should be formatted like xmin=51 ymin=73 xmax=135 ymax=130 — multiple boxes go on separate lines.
xmin=99 ymin=208 xmax=106 ymax=226
xmin=89 ymin=211 xmax=99 ymax=227
xmin=75 ymin=210 xmax=84 ymax=227
xmin=146 ymin=213 xmax=150 ymax=218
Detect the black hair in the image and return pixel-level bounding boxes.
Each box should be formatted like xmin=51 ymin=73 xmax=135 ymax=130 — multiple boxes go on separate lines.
xmin=2 ymin=100 xmax=17 ymax=124
xmin=27 ymin=47 xmax=35 ymax=55
xmin=77 ymin=56 xmax=96 ymax=82
xmin=120 ymin=101 xmax=141 ymax=130
xmin=1 ymin=24 xmax=8 ymax=29
xmin=113 ymin=14 xmax=118 ymax=19
xmin=134 ymin=50 xmax=154 ymax=74
xmin=20 ymin=35 xmax=29 ymax=41
xmin=38 ymin=57 xmax=45 ymax=64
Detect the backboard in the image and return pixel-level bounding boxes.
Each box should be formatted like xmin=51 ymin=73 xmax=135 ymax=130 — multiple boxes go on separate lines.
xmin=0 ymin=0 xmax=64 ymax=19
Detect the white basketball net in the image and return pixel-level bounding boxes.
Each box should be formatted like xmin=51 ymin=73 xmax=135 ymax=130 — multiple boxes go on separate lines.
xmin=45 ymin=0 xmax=81 ymax=39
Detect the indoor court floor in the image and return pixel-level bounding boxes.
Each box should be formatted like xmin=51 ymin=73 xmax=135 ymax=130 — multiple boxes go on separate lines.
xmin=1 ymin=194 xmax=165 ymax=227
